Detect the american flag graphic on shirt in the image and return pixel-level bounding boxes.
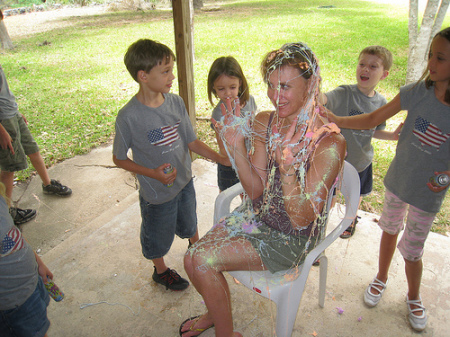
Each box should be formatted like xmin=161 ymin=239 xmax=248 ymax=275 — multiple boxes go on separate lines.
xmin=349 ymin=109 xmax=363 ymax=116
xmin=413 ymin=116 xmax=450 ymax=149
xmin=147 ymin=121 xmax=180 ymax=146
xmin=1 ymin=227 xmax=24 ymax=257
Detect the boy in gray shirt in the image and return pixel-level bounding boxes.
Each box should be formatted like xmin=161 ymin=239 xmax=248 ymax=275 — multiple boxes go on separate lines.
xmin=321 ymin=46 xmax=401 ymax=238
xmin=113 ymin=39 xmax=229 ymax=291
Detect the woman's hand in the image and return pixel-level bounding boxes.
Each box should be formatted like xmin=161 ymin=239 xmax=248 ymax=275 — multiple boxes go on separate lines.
xmin=212 ymin=97 xmax=248 ymax=150
xmin=272 ymin=117 xmax=309 ymax=174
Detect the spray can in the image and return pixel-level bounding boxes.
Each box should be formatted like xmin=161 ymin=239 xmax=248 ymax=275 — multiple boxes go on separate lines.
xmin=163 ymin=164 xmax=174 ymax=187
xmin=429 ymin=174 xmax=450 ymax=187
xmin=44 ymin=279 xmax=65 ymax=302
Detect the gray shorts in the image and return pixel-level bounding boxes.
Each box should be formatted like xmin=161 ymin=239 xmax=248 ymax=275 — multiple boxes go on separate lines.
xmin=217 ymin=207 xmax=318 ymax=273
xmin=0 ymin=115 xmax=39 ymax=172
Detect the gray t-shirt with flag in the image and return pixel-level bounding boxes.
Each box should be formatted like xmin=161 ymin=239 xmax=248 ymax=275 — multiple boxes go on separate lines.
xmin=113 ymin=93 xmax=197 ymax=204
xmin=384 ymin=82 xmax=450 ymax=213
xmin=325 ymin=84 xmax=386 ymax=172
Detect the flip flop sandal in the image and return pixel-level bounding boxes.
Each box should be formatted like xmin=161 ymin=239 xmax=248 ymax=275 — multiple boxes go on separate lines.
xmin=179 ymin=315 xmax=214 ymax=337
xmin=340 ymin=216 xmax=359 ymax=239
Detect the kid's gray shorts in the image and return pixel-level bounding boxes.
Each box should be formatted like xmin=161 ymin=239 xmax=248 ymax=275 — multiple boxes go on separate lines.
xmin=0 ymin=115 xmax=39 ymax=172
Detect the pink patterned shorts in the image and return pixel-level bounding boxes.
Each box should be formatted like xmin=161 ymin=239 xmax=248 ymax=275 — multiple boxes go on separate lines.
xmin=378 ymin=189 xmax=436 ymax=261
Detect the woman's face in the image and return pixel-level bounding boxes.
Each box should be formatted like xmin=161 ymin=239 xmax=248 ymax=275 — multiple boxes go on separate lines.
xmin=266 ymin=65 xmax=308 ymax=121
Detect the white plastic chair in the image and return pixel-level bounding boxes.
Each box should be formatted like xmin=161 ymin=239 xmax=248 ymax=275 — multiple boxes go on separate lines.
xmin=213 ymin=161 xmax=360 ymax=337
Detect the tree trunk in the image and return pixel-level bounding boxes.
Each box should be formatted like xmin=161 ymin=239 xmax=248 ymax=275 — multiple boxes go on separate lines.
xmin=406 ymin=0 xmax=449 ymax=84
xmin=0 ymin=10 xmax=13 ymax=50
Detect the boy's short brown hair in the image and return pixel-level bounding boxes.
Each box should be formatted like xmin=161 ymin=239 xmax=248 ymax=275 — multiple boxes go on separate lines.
xmin=359 ymin=45 xmax=393 ymax=71
xmin=124 ymin=39 xmax=176 ymax=83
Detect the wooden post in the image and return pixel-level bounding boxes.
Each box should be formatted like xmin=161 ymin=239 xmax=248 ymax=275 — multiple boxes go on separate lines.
xmin=171 ymin=0 xmax=196 ymax=134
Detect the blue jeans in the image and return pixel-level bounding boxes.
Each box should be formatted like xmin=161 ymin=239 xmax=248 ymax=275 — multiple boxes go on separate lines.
xmin=0 ymin=277 xmax=50 ymax=337
xmin=140 ymin=178 xmax=197 ymax=259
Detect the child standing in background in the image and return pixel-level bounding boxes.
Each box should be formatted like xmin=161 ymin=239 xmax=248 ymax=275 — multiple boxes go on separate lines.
xmin=113 ymin=39 xmax=229 ymax=291
xmin=207 ymin=56 xmax=257 ymax=191
xmin=322 ymin=27 xmax=450 ymax=332
xmin=321 ymin=46 xmax=401 ymax=238
xmin=0 ymin=65 xmax=72 ymax=226
xmin=0 ymin=182 xmax=53 ymax=337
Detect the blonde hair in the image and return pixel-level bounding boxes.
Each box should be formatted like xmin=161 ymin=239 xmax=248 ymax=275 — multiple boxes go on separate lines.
xmin=359 ymin=45 xmax=393 ymax=71
xmin=0 ymin=182 xmax=10 ymax=207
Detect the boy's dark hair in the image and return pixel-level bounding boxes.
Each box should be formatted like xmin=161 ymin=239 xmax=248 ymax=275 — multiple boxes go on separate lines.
xmin=124 ymin=39 xmax=176 ymax=83
xmin=422 ymin=27 xmax=450 ymax=104
xmin=359 ymin=46 xmax=393 ymax=71
xmin=207 ymin=56 xmax=250 ymax=106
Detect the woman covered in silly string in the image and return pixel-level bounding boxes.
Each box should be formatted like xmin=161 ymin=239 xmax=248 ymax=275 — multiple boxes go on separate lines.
xmin=180 ymin=42 xmax=346 ymax=337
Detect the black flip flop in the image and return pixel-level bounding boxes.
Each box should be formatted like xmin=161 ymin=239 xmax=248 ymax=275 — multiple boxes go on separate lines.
xmin=340 ymin=216 xmax=359 ymax=239
xmin=179 ymin=315 xmax=214 ymax=336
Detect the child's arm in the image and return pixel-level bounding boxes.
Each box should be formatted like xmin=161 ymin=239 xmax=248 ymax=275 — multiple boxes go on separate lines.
xmin=322 ymin=94 xmax=402 ymax=129
xmin=0 ymin=123 xmax=14 ymax=154
xmin=188 ymin=139 xmax=231 ymax=166
xmin=373 ymin=122 xmax=403 ymax=141
xmin=34 ymin=251 xmax=53 ymax=283
xmin=113 ymin=155 xmax=176 ymax=186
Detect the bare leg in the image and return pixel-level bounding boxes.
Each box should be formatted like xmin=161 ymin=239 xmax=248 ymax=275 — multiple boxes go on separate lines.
xmin=28 ymin=152 xmax=51 ymax=186
xmin=183 ymin=225 xmax=264 ymax=337
xmin=189 ymin=230 xmax=200 ymax=245
xmin=152 ymin=257 xmax=168 ymax=274
xmin=0 ymin=170 xmax=15 ymax=199
xmin=369 ymin=230 xmax=398 ymax=295
xmin=405 ymin=258 xmax=423 ymax=314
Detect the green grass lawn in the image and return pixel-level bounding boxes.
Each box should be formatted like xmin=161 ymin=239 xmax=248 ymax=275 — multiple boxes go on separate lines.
xmin=2 ymin=0 xmax=449 ymax=232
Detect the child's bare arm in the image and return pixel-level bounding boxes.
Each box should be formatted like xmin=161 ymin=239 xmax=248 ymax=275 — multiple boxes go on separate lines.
xmin=322 ymin=94 xmax=402 ymax=129
xmin=188 ymin=139 xmax=230 ymax=166
xmin=373 ymin=122 xmax=403 ymax=140
xmin=34 ymin=251 xmax=53 ymax=283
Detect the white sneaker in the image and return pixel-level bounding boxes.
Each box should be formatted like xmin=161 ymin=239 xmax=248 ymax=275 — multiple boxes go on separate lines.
xmin=364 ymin=277 xmax=388 ymax=307
xmin=407 ymin=295 xmax=427 ymax=331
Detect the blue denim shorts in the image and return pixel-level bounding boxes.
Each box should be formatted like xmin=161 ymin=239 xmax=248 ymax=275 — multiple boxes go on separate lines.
xmin=0 ymin=276 xmax=50 ymax=337
xmin=140 ymin=178 xmax=197 ymax=259
xmin=358 ymin=163 xmax=373 ymax=196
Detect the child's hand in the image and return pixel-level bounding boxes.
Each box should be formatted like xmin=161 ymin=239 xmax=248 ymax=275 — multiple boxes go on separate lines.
xmin=427 ymin=171 xmax=450 ymax=193
xmin=219 ymin=153 xmax=231 ymax=167
xmin=318 ymin=105 xmax=337 ymax=124
xmin=393 ymin=122 xmax=403 ymax=140
xmin=0 ymin=124 xmax=14 ymax=154
xmin=156 ymin=163 xmax=177 ymax=186
xmin=20 ymin=113 xmax=29 ymax=125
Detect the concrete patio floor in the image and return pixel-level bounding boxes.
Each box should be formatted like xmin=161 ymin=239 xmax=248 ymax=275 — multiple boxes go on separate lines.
xmin=15 ymin=145 xmax=450 ymax=337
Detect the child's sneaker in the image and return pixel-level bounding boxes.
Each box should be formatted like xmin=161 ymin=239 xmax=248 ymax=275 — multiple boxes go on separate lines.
xmin=152 ymin=267 xmax=189 ymax=291
xmin=42 ymin=179 xmax=72 ymax=196
xmin=10 ymin=207 xmax=37 ymax=226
